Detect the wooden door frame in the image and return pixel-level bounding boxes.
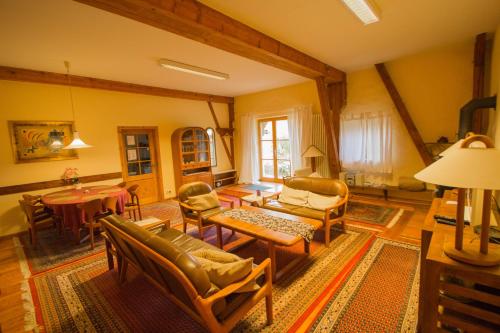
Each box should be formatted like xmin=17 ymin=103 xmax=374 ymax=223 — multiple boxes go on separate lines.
xmin=257 ymin=116 xmax=290 ymax=182
xmin=117 ymin=126 xmax=164 ymax=201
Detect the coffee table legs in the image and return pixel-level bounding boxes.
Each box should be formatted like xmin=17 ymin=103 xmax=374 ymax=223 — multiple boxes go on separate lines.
xmin=216 ymin=224 xmax=223 ymax=249
xmin=268 ymin=242 xmax=277 ymax=281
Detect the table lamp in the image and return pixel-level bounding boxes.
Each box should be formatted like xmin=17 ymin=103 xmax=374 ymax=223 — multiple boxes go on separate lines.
xmin=302 ymin=145 xmax=324 ymax=172
xmin=415 ymin=134 xmax=500 ymax=266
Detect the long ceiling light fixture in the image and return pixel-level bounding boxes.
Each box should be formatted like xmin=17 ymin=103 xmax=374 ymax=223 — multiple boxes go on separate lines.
xmin=341 ymin=0 xmax=380 ymax=25
xmin=159 ymin=59 xmax=229 ymax=80
xmin=63 ymin=61 xmax=92 ymax=150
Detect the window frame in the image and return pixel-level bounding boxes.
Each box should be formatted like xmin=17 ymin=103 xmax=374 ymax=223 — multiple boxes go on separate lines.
xmin=206 ymin=127 xmax=217 ymax=167
xmin=257 ymin=116 xmax=291 ymax=182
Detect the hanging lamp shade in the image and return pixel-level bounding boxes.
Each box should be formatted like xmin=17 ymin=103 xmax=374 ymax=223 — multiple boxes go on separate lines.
xmin=63 ymin=131 xmax=92 ymax=149
xmin=62 ymin=61 xmax=92 ymax=150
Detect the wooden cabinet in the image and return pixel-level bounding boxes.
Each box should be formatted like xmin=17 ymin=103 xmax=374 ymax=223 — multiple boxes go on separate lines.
xmin=213 ymin=169 xmax=237 ymax=188
xmin=171 ymin=127 xmax=213 ymax=194
xmin=419 ymin=195 xmax=500 ymax=332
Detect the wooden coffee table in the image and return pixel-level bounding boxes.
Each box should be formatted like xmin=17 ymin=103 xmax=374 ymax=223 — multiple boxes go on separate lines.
xmin=208 ymin=205 xmax=322 ymax=281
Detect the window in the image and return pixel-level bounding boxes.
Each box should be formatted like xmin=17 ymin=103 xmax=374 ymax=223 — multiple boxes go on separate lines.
xmin=258 ymin=117 xmax=291 ymax=181
xmin=340 ymin=111 xmax=392 ymax=175
xmin=206 ymin=127 xmax=217 ymax=167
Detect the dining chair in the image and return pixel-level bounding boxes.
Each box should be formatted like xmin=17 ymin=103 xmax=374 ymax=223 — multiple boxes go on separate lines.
xmin=19 ymin=199 xmax=57 ymax=247
xmin=124 ymin=184 xmax=142 ymax=221
xmin=116 ymin=181 xmax=127 ymax=188
xmin=77 ymin=198 xmax=109 ymax=249
xmin=102 ymin=196 xmax=119 ymax=214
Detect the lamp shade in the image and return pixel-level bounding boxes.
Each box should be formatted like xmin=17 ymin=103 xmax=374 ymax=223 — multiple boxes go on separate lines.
xmin=302 ymin=145 xmax=324 ymax=158
xmin=415 ymin=147 xmax=500 ymax=190
xmin=439 ymin=139 xmax=485 ymax=157
xmin=63 ymin=131 xmax=92 ymax=149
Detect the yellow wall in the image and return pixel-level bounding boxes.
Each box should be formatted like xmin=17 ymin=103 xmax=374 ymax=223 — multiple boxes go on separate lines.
xmin=0 ymin=80 xmax=231 ymax=236
xmin=235 ymin=39 xmax=474 ymax=186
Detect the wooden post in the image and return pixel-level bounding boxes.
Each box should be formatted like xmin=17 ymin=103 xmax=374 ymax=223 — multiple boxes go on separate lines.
xmin=207 ymin=102 xmax=234 ymax=169
xmin=228 ymin=103 xmax=236 ymax=169
xmin=315 ymin=76 xmax=340 ymax=177
xmin=328 ymin=82 xmax=346 ymax=151
xmin=472 ymin=33 xmax=487 ymax=134
xmin=375 ymin=63 xmax=433 ymax=166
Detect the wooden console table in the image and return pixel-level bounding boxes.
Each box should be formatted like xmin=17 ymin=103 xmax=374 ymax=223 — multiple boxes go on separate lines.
xmin=419 ymin=195 xmax=500 ymax=332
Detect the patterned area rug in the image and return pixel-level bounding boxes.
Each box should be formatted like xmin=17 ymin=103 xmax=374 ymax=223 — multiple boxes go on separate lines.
xmin=346 ymin=201 xmax=406 ymax=230
xmin=29 ymin=228 xmax=378 ymax=332
xmin=292 ymin=238 xmax=420 ymax=332
xmin=140 ymin=199 xmax=183 ymax=227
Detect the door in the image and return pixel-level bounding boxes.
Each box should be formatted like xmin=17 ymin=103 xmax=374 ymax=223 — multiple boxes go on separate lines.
xmin=258 ymin=117 xmax=292 ymax=182
xmin=118 ymin=127 xmax=163 ymax=204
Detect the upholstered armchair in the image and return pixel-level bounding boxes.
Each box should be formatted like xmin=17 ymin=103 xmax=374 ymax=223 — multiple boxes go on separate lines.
xmin=177 ymin=182 xmax=234 ymax=240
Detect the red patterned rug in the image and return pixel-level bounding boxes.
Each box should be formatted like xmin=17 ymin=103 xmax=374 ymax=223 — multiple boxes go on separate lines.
xmin=29 ymin=227 xmax=381 ymax=332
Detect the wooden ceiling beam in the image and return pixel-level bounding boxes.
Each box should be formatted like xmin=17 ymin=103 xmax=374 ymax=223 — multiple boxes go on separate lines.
xmin=74 ymin=0 xmax=345 ymax=82
xmin=375 ymin=63 xmax=433 ymax=166
xmin=0 ymin=66 xmax=233 ymax=104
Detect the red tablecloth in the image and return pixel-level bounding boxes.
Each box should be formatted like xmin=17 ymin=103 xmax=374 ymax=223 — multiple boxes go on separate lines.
xmin=42 ymin=185 xmax=128 ymax=238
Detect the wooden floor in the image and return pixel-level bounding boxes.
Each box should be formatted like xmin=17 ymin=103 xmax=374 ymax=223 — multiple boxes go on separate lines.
xmin=0 ymin=192 xmax=430 ymax=333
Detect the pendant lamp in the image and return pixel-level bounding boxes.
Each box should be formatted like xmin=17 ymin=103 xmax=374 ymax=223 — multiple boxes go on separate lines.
xmin=62 ymin=61 xmax=92 ymax=149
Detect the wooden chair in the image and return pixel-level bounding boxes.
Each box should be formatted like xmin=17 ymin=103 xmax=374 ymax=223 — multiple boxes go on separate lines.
xmin=177 ymin=182 xmax=235 ymax=240
xmin=18 ymin=199 xmax=55 ymax=247
xmin=116 ymin=181 xmax=127 ymax=188
xmin=124 ymin=184 xmax=142 ymax=221
xmin=77 ymin=198 xmax=110 ymax=249
xmin=103 ymin=196 xmax=119 ymax=214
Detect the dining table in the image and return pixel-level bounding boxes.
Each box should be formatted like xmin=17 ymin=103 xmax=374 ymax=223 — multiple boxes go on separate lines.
xmin=41 ymin=185 xmax=128 ymax=242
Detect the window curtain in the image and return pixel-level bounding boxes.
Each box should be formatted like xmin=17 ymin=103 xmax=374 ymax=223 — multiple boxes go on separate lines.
xmin=340 ymin=111 xmax=392 ymax=174
xmin=287 ymin=105 xmax=313 ymax=173
xmin=239 ymin=113 xmax=259 ymax=183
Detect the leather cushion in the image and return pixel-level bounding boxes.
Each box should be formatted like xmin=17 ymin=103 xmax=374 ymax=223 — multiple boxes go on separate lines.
xmin=284 ymin=177 xmax=348 ymax=197
xmin=178 ymin=181 xmax=213 ymax=202
xmin=262 ymin=200 xmax=299 ymax=215
xmin=157 ymin=228 xmax=223 ymax=253
xmin=146 ymin=236 xmax=212 ymax=297
xmin=187 ymin=190 xmax=220 ymax=210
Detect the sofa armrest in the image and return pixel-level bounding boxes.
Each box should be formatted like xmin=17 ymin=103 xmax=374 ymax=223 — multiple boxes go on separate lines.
xmin=262 ymin=192 xmax=280 ymax=205
xmin=217 ymin=196 xmax=235 ymax=208
xmin=202 ymin=258 xmax=271 ymax=305
xmin=179 ymin=201 xmax=204 ymax=213
xmin=324 ymin=194 xmax=349 ymax=219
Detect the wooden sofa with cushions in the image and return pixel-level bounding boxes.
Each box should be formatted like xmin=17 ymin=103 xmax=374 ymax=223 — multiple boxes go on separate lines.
xmin=100 ymin=214 xmax=273 ymax=333
xmin=262 ymin=177 xmax=349 ymax=247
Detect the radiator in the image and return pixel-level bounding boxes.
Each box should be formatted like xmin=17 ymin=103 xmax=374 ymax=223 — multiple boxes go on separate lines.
xmin=312 ymin=114 xmax=330 ymax=178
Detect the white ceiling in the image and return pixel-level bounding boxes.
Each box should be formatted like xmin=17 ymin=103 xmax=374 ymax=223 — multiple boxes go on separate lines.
xmin=0 ymin=0 xmax=306 ymax=97
xmin=201 ymin=0 xmax=500 ymax=72
xmin=1 ymin=0 xmax=500 ymax=97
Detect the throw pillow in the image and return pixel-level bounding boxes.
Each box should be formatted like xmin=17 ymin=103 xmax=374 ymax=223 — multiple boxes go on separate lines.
xmin=307 ymin=192 xmax=341 ymax=211
xmin=193 ymin=256 xmax=253 ymax=289
xmin=308 ymin=172 xmax=322 ymax=178
xmin=278 ymin=185 xmax=309 ymax=206
xmin=187 ymin=190 xmax=220 ymax=210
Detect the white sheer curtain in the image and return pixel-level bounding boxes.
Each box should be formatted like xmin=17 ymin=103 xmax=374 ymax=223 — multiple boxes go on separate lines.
xmin=340 ymin=111 xmax=392 ymax=174
xmin=287 ymin=105 xmax=313 ymax=173
xmin=239 ymin=113 xmax=260 ymax=183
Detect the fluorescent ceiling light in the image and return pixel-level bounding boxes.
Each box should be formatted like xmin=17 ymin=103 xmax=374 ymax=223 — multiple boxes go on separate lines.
xmin=159 ymin=59 xmax=229 ymax=80
xmin=341 ymin=0 xmax=380 ymax=25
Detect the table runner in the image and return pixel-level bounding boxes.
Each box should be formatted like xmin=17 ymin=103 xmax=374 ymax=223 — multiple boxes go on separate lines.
xmin=222 ymin=208 xmax=316 ymax=242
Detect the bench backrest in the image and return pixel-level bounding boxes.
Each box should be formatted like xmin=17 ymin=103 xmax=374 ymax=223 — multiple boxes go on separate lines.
xmin=283 ymin=177 xmax=348 ymax=197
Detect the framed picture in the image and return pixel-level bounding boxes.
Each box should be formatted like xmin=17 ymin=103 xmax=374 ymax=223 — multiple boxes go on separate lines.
xmin=8 ymin=120 xmax=78 ymax=163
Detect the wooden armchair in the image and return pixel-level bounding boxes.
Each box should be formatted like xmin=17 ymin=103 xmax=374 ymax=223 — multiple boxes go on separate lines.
xmin=177 ymin=181 xmax=234 ymax=240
